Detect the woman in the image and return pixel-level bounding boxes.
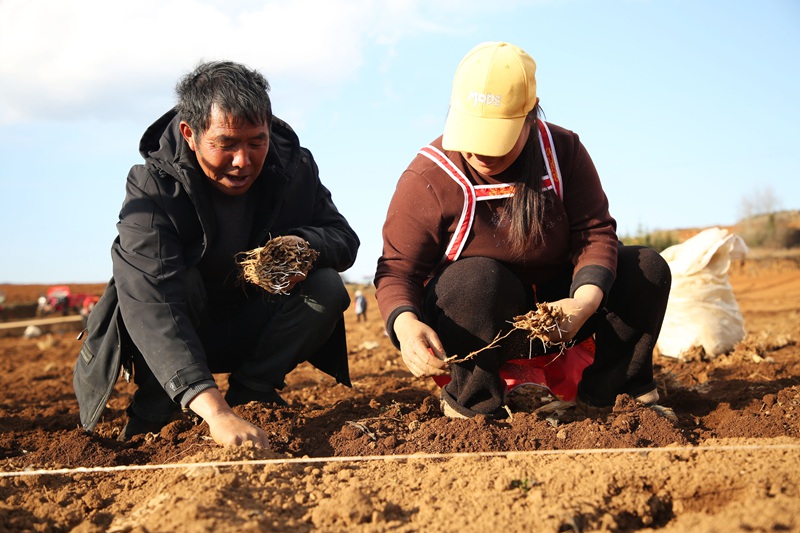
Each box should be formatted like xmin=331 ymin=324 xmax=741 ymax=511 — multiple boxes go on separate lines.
xmin=374 ymin=42 xmax=672 ymax=419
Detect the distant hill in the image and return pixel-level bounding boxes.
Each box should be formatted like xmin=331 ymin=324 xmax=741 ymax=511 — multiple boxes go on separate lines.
xmin=622 ymin=209 xmax=800 ymax=252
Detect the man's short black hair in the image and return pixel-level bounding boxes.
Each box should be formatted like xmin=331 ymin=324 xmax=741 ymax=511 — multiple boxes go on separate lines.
xmin=175 ymin=60 xmax=273 ymax=135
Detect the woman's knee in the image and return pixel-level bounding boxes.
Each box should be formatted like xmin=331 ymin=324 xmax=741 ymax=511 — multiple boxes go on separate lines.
xmin=637 ymin=246 xmax=671 ymax=293
xmin=619 ymin=246 xmax=671 ymax=286
xmin=613 ymin=246 xmax=671 ymax=313
xmin=431 ymin=257 xmax=527 ymax=322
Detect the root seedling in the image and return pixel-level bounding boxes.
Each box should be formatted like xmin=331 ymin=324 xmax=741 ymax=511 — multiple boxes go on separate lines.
xmin=237 ymin=236 xmax=319 ymax=295
xmin=346 ymin=421 xmax=377 ymax=441
xmin=512 ymin=303 xmax=570 ymax=344
xmin=444 ymin=303 xmax=575 ymax=364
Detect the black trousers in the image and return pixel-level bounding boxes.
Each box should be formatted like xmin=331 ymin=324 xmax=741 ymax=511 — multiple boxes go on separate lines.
xmin=423 ymin=245 xmax=671 ymax=416
xmin=129 ymin=267 xmax=350 ymax=422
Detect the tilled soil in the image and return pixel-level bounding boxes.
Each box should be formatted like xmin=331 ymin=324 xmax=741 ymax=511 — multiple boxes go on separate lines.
xmin=1 ymin=256 xmax=799 ymax=532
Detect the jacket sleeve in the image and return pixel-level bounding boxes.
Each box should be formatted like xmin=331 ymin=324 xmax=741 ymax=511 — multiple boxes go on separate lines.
xmin=111 ymin=165 xmax=215 ymax=402
xmin=280 ymin=149 xmax=360 ymax=272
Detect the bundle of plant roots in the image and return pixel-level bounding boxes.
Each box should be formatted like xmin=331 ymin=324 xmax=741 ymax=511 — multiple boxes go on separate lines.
xmin=237 ymin=236 xmax=319 ymax=295
xmin=512 ymin=302 xmax=570 ymax=344
xmin=445 ymin=302 xmax=571 ymax=364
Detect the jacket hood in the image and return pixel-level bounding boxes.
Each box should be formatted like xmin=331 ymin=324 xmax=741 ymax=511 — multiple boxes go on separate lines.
xmin=138 ymin=108 xmax=190 ymax=172
xmin=137 ymin=108 xmax=300 ymax=181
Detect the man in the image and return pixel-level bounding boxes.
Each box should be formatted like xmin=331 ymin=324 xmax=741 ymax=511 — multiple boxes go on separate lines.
xmin=74 ymin=61 xmax=359 ymax=448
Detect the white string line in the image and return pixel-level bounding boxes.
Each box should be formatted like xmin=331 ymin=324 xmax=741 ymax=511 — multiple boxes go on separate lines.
xmin=2 ymin=443 xmax=798 ymax=479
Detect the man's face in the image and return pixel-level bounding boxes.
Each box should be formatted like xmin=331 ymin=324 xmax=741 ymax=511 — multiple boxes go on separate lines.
xmin=179 ymin=105 xmax=270 ymax=196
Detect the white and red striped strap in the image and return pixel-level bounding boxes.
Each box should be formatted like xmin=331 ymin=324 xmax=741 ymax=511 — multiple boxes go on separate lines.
xmin=418 ymin=121 xmax=562 ymax=269
xmin=418 ymin=145 xmax=475 ymax=263
xmin=475 ymin=183 xmax=515 ymax=200
xmin=537 ymin=121 xmax=563 ymax=199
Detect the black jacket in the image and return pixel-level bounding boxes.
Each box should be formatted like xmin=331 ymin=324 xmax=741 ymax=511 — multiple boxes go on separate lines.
xmin=74 ymin=109 xmax=359 ymax=432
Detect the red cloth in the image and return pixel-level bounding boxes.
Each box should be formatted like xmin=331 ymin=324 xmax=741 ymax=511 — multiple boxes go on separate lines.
xmin=433 ymin=337 xmax=595 ymax=401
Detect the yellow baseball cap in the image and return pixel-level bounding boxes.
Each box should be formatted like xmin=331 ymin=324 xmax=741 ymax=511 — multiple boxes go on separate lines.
xmin=442 ymin=42 xmax=537 ymax=157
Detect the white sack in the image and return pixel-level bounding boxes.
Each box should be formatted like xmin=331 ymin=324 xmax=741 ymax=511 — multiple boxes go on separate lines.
xmin=656 ymin=227 xmax=748 ymax=359
xmin=23 ymin=325 xmax=43 ymax=339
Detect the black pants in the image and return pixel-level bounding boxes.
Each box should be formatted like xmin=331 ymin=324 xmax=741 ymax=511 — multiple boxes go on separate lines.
xmin=129 ymin=267 xmax=350 ymax=422
xmin=423 ymin=245 xmax=671 ymax=416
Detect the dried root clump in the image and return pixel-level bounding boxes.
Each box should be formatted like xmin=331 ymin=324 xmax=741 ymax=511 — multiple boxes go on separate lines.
xmin=444 ymin=303 xmax=573 ymax=364
xmin=237 ymin=236 xmax=319 ymax=295
xmin=512 ymin=303 xmax=569 ymax=344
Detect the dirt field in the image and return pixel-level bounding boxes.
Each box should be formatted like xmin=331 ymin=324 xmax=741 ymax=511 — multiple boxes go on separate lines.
xmin=1 ymin=252 xmax=799 ymax=532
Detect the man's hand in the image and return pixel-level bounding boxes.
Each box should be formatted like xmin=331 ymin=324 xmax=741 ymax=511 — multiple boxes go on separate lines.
xmin=283 ymin=272 xmax=307 ymax=293
xmin=279 ymin=235 xmax=311 ymax=292
xmin=393 ymin=311 xmax=449 ymax=377
xmin=188 ymin=388 xmax=270 ymax=448
xmin=544 ymin=284 xmax=604 ymax=343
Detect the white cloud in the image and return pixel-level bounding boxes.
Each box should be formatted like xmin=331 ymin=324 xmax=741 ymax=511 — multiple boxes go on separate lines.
xmin=0 ymin=0 xmax=448 ymax=124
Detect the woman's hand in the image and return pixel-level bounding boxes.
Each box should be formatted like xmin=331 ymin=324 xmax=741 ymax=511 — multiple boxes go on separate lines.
xmin=544 ymin=284 xmax=604 ymax=344
xmin=393 ymin=311 xmax=449 ymax=377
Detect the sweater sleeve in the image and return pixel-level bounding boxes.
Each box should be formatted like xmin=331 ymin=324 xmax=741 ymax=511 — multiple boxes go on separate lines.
xmin=374 ymin=167 xmax=448 ymax=340
xmin=559 ymin=131 xmax=618 ymax=300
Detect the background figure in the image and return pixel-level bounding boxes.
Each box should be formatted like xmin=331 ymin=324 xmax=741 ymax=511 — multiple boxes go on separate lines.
xmin=80 ymin=295 xmax=96 ymax=329
xmin=74 ymin=61 xmax=359 ymax=448
xmin=58 ymin=295 xmax=69 ymax=316
xmin=36 ymin=294 xmax=47 ymax=317
xmin=354 ymin=290 xmax=368 ymax=323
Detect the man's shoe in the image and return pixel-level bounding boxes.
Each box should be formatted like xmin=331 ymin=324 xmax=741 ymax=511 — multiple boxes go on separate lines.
xmin=225 ymin=381 xmax=289 ymax=408
xmin=118 ymin=414 xmax=168 ymax=441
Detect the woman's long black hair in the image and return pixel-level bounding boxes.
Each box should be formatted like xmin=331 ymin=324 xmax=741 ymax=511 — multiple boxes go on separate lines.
xmin=499 ymin=104 xmax=551 ymax=257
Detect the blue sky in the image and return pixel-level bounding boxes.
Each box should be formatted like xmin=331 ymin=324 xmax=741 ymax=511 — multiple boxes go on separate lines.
xmin=1 ymin=0 xmax=798 ymax=283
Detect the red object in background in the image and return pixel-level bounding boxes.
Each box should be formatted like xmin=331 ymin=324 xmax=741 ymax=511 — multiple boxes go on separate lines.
xmin=432 ymin=337 xmax=595 ymax=401
xmin=45 ymin=286 xmax=98 ymax=315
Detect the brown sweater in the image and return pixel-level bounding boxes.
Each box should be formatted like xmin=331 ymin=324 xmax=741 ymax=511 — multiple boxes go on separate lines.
xmin=374 ymin=122 xmax=618 ymax=332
